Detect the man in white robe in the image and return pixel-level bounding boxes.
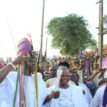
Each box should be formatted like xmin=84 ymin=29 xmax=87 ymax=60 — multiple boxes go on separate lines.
xmin=90 ymin=71 xmax=107 ymax=107
xmin=70 ymin=72 xmax=92 ymax=104
xmin=0 ymin=71 xmax=47 ymax=107
xmin=45 ymin=62 xmax=75 ymax=88
xmin=90 ymin=84 xmax=107 ymax=107
xmin=43 ymin=66 xmax=89 ymax=107
xmin=0 ymin=38 xmax=48 ymax=107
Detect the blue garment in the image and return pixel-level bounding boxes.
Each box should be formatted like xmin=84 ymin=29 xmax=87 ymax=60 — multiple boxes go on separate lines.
xmin=86 ymin=81 xmax=98 ymax=97
xmin=103 ymin=85 xmax=107 ymax=107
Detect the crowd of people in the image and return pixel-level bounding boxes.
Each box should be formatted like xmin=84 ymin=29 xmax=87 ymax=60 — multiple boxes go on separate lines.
xmin=0 ymin=38 xmax=107 ymax=107
xmin=43 ymin=55 xmax=107 ymax=107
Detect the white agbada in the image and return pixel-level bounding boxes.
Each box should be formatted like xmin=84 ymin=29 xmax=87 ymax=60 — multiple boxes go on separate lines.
xmin=0 ymin=71 xmax=48 ymax=107
xmin=44 ymin=85 xmax=89 ymax=107
xmin=44 ymin=66 xmax=89 ymax=107
xmin=79 ymin=83 xmax=92 ymax=104
xmin=77 ymin=70 xmax=92 ymax=104
xmin=90 ymin=84 xmax=106 ymax=107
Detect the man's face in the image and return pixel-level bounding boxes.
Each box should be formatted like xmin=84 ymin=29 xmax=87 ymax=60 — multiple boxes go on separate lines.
xmin=70 ymin=73 xmax=79 ymax=84
xmin=44 ymin=72 xmax=49 ymax=78
xmin=28 ymin=59 xmax=36 ymax=72
xmin=24 ymin=59 xmax=36 ymax=75
xmin=60 ymin=71 xmax=70 ymax=86
xmin=49 ymin=69 xmax=56 ymax=78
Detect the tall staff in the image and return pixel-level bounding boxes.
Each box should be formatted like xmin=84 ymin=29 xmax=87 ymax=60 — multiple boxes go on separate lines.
xmin=40 ymin=0 xmax=46 ymax=64
xmin=7 ymin=19 xmax=17 ymax=55
xmin=13 ymin=38 xmax=39 ymax=107
xmin=97 ymin=0 xmax=104 ymax=68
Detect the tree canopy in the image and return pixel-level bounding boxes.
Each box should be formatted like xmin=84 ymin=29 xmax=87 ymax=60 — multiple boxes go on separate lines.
xmin=47 ymin=14 xmax=97 ymax=55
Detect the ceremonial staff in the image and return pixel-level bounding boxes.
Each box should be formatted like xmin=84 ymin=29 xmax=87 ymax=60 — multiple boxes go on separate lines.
xmin=40 ymin=0 xmax=46 ymax=63
xmin=13 ymin=37 xmax=39 ymax=107
xmin=7 ymin=19 xmax=17 ymax=55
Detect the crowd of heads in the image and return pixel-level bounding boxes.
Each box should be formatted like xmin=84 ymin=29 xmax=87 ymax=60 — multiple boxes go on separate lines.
xmin=0 ymin=38 xmax=107 ymax=88
xmin=43 ymin=53 xmax=107 ymax=87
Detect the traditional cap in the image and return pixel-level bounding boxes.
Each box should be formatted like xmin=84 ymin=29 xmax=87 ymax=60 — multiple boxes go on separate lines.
xmin=17 ymin=38 xmax=32 ymax=56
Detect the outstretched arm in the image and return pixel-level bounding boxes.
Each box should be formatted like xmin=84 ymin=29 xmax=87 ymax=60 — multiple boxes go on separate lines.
xmin=0 ymin=56 xmax=24 ymax=83
xmin=0 ymin=64 xmax=13 ymax=83
xmin=87 ymin=72 xmax=99 ymax=81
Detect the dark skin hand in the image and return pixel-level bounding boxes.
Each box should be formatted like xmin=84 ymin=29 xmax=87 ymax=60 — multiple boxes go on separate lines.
xmin=94 ymin=55 xmax=100 ymax=64
xmin=79 ymin=60 xmax=85 ymax=70
xmin=51 ymin=91 xmax=60 ymax=99
xmin=12 ymin=55 xmax=24 ymax=65
xmin=31 ymin=51 xmax=38 ymax=56
xmin=87 ymin=69 xmax=103 ymax=81
xmin=99 ymin=78 xmax=107 ymax=86
xmin=43 ymin=91 xmax=60 ymax=104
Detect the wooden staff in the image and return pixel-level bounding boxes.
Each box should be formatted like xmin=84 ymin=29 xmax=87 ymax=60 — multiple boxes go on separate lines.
xmin=35 ymin=62 xmax=38 ymax=107
xmin=20 ymin=64 xmax=23 ymax=107
xmin=13 ymin=65 xmax=20 ymax=107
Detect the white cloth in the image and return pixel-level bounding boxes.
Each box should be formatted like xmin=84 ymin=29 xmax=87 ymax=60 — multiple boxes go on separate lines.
xmin=44 ymin=85 xmax=89 ymax=107
xmin=93 ymin=73 xmax=102 ymax=86
xmin=0 ymin=72 xmax=48 ymax=107
xmin=78 ymin=70 xmax=83 ymax=83
xmin=0 ymin=100 xmax=8 ymax=107
xmin=46 ymin=77 xmax=75 ymax=88
xmin=79 ymin=83 xmax=92 ymax=104
xmin=45 ymin=78 xmax=57 ymax=88
xmin=104 ymin=70 xmax=107 ymax=78
xmin=90 ymin=85 xmax=106 ymax=107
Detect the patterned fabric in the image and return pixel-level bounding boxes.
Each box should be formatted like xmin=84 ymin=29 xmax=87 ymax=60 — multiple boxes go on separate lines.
xmin=17 ymin=38 xmax=31 ymax=56
xmin=18 ymin=46 xmax=31 ymax=56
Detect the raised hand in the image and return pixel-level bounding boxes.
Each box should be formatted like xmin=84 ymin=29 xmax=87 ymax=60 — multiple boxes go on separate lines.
xmin=12 ymin=56 xmax=24 ymax=65
xmin=31 ymin=51 xmax=39 ymax=56
xmin=51 ymin=90 xmax=60 ymax=99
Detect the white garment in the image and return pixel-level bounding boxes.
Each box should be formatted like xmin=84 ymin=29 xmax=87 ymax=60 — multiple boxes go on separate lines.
xmin=78 ymin=70 xmax=83 ymax=83
xmin=90 ymin=84 xmax=106 ymax=107
xmin=46 ymin=77 xmax=75 ymax=88
xmin=44 ymin=85 xmax=89 ymax=107
xmin=104 ymin=71 xmax=107 ymax=78
xmin=79 ymin=83 xmax=92 ymax=104
xmin=0 ymin=72 xmax=47 ymax=107
xmin=45 ymin=78 xmax=57 ymax=88
xmin=0 ymin=72 xmax=16 ymax=106
xmin=0 ymin=100 xmax=8 ymax=107
xmin=93 ymin=73 xmax=102 ymax=86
